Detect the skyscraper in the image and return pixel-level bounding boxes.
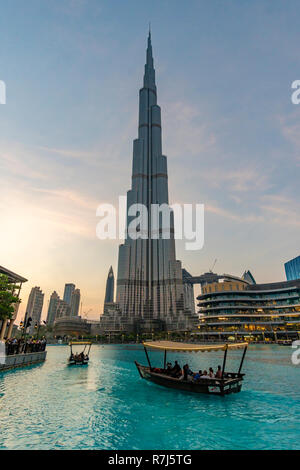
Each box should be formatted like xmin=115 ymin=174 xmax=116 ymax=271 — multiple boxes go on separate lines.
xmin=25 ymin=287 xmax=44 ymax=335
xmin=46 ymin=291 xmax=60 ymax=325
xmin=70 ymin=288 xmax=81 ymax=316
xmin=63 ymin=283 xmax=75 ymax=305
xmin=285 ymin=256 xmax=300 ymax=281
xmin=104 ymin=267 xmax=114 ymax=303
xmin=111 ymin=32 xmax=197 ymax=332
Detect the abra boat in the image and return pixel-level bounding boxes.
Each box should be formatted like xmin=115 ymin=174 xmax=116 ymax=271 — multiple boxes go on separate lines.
xmin=135 ymin=341 xmax=248 ymax=396
xmin=68 ymin=341 xmax=92 ymax=366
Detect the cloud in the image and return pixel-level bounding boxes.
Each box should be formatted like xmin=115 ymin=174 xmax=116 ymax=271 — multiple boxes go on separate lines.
xmin=200 ymin=166 xmax=271 ymax=192
xmin=278 ymin=111 xmax=300 ymax=162
xmin=206 ymin=203 xmax=263 ymax=223
xmin=162 ymin=100 xmax=217 ymax=158
xmin=260 ymin=194 xmax=300 ymax=227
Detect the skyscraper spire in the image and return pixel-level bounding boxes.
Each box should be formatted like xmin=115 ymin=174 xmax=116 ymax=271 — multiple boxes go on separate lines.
xmin=144 ymin=29 xmax=155 ymax=90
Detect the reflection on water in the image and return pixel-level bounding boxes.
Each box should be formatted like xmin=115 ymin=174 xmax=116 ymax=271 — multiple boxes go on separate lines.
xmin=0 ymin=344 xmax=299 ymax=450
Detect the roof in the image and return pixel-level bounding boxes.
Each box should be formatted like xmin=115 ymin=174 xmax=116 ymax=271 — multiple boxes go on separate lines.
xmin=0 ymin=265 xmax=28 ymax=283
xmin=69 ymin=341 xmax=92 ymax=346
xmin=143 ymin=341 xmax=248 ymax=352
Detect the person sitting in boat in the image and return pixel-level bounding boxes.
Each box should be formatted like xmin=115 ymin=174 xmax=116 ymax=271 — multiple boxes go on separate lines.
xmin=183 ymin=364 xmax=188 ymax=381
xmin=171 ymin=361 xmax=182 ymax=378
xmin=193 ymin=370 xmax=203 ymax=382
xmin=201 ymin=370 xmax=210 ymax=379
xmin=166 ymin=362 xmax=172 ymax=374
xmin=208 ymin=367 xmax=214 ymax=378
xmin=215 ymin=365 xmax=222 ymax=379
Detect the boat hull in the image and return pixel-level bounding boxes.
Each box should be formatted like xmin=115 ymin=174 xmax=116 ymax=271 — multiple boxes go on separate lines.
xmin=68 ymin=360 xmax=89 ymax=366
xmin=135 ymin=362 xmax=243 ymax=396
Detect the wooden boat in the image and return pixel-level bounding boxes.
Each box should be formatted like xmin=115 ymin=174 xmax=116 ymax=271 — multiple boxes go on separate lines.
xmin=135 ymin=341 xmax=248 ymax=396
xmin=68 ymin=341 xmax=92 ymax=366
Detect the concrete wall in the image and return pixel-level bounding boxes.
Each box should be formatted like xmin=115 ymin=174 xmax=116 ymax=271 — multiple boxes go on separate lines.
xmin=0 ymin=351 xmax=47 ymax=372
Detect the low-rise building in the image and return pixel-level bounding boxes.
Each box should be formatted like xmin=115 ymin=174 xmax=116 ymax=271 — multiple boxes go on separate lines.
xmin=0 ymin=266 xmax=27 ymax=340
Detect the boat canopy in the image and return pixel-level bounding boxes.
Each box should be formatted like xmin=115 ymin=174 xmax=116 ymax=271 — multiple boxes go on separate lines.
xmin=143 ymin=341 xmax=248 ymax=352
xmin=69 ymin=341 xmax=92 ymax=346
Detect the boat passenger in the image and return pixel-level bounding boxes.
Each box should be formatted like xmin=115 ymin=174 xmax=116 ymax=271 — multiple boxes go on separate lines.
xmin=171 ymin=361 xmax=182 ymax=378
xmin=201 ymin=370 xmax=210 ymax=379
xmin=166 ymin=362 xmax=172 ymax=374
xmin=215 ymin=365 xmax=222 ymax=379
xmin=193 ymin=370 xmax=202 ymax=382
xmin=209 ymin=367 xmax=214 ymax=378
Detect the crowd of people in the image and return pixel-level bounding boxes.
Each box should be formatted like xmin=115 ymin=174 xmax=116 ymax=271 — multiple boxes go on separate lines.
xmin=162 ymin=361 xmax=223 ymax=382
xmin=5 ymin=337 xmax=47 ymax=356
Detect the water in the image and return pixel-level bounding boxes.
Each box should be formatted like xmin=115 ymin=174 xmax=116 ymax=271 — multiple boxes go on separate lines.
xmin=0 ymin=344 xmax=299 ymax=450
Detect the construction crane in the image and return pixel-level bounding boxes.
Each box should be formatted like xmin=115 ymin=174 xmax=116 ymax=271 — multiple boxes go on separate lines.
xmin=83 ymin=309 xmax=92 ymax=319
xmin=209 ymin=259 xmax=217 ymax=273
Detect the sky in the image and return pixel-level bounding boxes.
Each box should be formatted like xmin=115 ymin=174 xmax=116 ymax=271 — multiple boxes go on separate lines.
xmin=0 ymin=0 xmax=300 ymax=321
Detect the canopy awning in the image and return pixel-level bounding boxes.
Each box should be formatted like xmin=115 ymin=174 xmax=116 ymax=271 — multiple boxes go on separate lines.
xmin=143 ymin=341 xmax=248 ymax=352
xmin=69 ymin=342 xmax=92 ymax=346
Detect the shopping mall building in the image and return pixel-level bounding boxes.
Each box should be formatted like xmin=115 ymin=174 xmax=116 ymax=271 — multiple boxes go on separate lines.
xmin=196 ymin=275 xmax=300 ymax=342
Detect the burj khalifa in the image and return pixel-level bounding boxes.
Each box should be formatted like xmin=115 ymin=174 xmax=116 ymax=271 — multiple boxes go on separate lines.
xmin=101 ymin=32 xmax=197 ymax=333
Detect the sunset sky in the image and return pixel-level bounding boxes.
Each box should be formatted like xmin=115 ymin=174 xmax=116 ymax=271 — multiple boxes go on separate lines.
xmin=1 ymin=0 xmax=300 ymax=321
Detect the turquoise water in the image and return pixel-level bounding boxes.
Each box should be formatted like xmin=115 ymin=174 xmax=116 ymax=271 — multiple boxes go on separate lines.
xmin=0 ymin=344 xmax=299 ymax=450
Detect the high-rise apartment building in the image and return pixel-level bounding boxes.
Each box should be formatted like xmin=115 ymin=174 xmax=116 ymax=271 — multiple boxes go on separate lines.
xmin=63 ymin=283 xmax=75 ymax=305
xmin=25 ymin=287 xmax=44 ymax=335
xmin=46 ymin=291 xmax=60 ymax=325
xmin=70 ymin=288 xmax=81 ymax=316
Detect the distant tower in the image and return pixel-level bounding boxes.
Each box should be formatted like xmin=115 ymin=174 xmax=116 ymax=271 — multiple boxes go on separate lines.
xmin=70 ymin=288 xmax=81 ymax=316
xmin=63 ymin=283 xmax=75 ymax=305
xmin=25 ymin=287 xmax=44 ymax=334
xmin=104 ymin=267 xmax=115 ymax=303
xmin=46 ymin=291 xmax=60 ymax=325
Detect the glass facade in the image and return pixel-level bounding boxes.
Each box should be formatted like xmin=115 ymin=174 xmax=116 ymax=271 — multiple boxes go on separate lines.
xmin=285 ymin=256 xmax=300 ymax=281
xmin=197 ymin=280 xmax=300 ymax=340
xmin=101 ymin=33 xmax=198 ymax=333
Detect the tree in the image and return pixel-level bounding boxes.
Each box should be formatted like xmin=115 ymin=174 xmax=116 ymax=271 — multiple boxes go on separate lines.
xmin=0 ymin=274 xmax=20 ymax=321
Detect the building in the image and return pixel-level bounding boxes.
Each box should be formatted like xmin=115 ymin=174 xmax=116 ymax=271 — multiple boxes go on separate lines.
xmin=104 ymin=32 xmax=197 ymax=333
xmin=0 ymin=265 xmax=27 ymax=340
xmin=25 ymin=287 xmax=44 ymax=335
xmin=103 ymin=266 xmax=115 ymax=316
xmin=46 ymin=291 xmax=60 ymax=325
xmin=53 ymin=316 xmax=90 ymax=338
xmin=55 ymin=299 xmax=71 ymax=319
xmin=104 ymin=267 xmax=114 ymax=304
xmin=70 ymin=288 xmax=81 ymax=316
xmin=182 ymin=269 xmax=195 ymax=314
xmin=285 ymin=256 xmax=300 ymax=281
xmin=197 ymin=276 xmax=300 ymax=341
xmin=63 ymin=283 xmax=75 ymax=305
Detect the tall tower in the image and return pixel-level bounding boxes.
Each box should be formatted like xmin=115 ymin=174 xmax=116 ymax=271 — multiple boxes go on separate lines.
xmin=115 ymin=32 xmax=197 ymax=332
xmin=104 ymin=266 xmax=115 ymax=303
xmin=46 ymin=291 xmax=60 ymax=325
xmin=25 ymin=287 xmax=44 ymax=334
xmin=71 ymin=288 xmax=81 ymax=316
xmin=63 ymin=283 xmax=75 ymax=305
